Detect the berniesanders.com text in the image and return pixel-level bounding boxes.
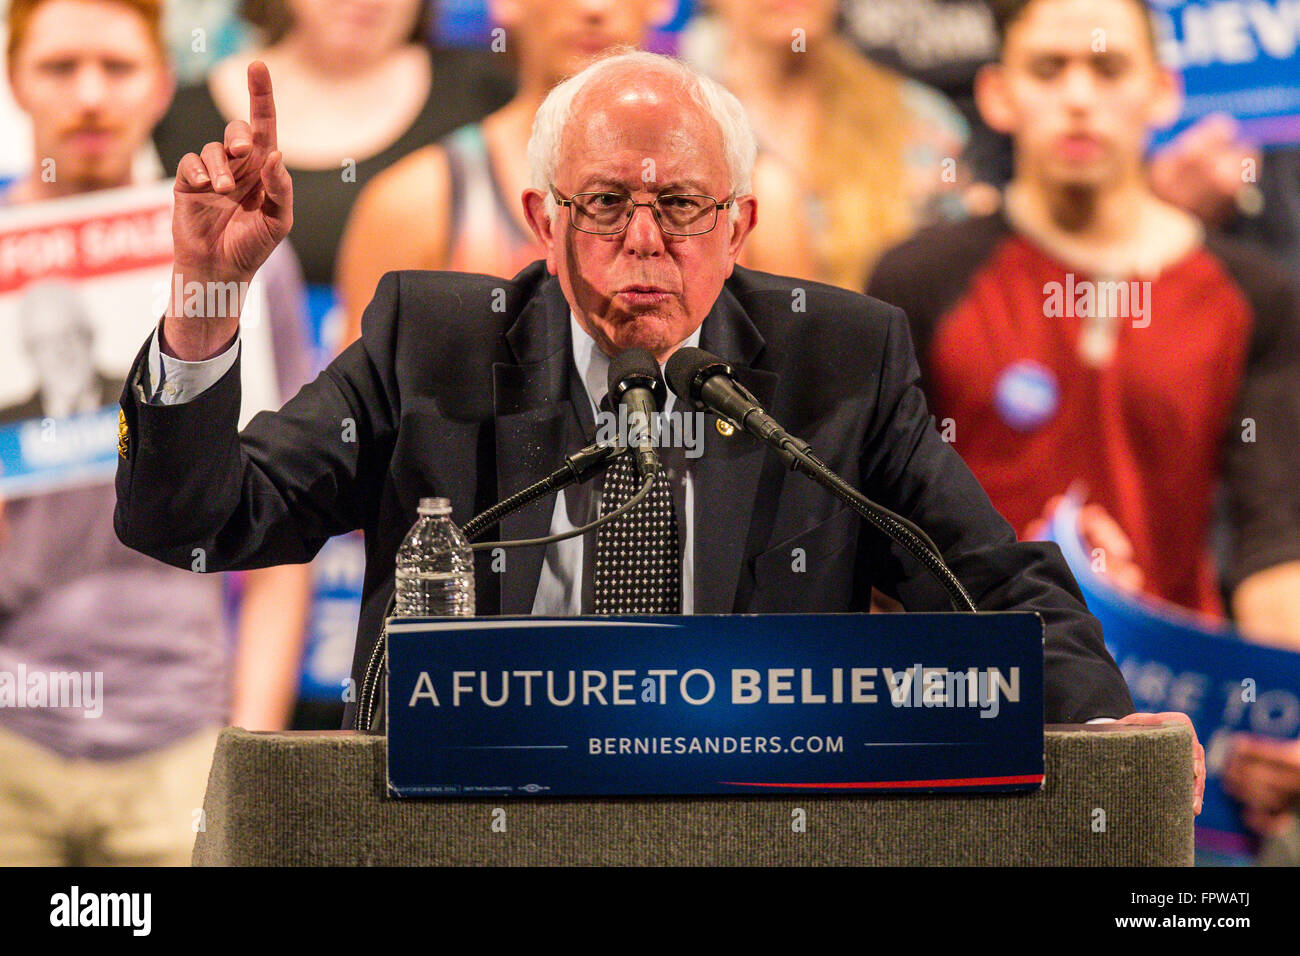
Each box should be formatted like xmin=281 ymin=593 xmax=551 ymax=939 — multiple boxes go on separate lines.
xmin=590 ymin=734 xmax=845 ymax=755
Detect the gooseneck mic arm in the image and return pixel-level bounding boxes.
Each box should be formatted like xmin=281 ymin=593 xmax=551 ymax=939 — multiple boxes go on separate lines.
xmin=665 ymin=347 xmax=978 ymax=613
xmin=460 ymin=440 xmax=626 ymax=543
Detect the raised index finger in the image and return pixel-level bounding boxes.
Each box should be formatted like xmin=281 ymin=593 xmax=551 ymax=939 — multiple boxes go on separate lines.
xmin=247 ymin=60 xmax=277 ymax=153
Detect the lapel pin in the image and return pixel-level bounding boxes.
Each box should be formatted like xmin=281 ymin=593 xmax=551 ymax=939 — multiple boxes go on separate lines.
xmin=715 ymin=418 xmax=736 ymax=437
xmin=117 ymin=408 xmax=129 ymax=458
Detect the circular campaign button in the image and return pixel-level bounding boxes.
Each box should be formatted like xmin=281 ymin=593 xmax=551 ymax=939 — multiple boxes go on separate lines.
xmin=994 ymin=360 xmax=1059 ymax=432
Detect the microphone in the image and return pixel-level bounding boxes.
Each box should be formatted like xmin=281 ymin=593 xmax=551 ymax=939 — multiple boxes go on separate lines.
xmin=665 ymin=347 xmax=977 ymax=613
xmin=665 ymin=347 xmax=808 ymax=469
xmin=607 ymin=348 xmax=666 ymax=480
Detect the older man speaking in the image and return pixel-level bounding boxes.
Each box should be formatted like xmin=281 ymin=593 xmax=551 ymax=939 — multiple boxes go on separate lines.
xmin=115 ymin=52 xmax=1177 ymax=759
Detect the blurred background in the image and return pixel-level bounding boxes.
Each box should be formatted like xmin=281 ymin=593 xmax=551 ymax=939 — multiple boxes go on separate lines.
xmin=0 ymin=0 xmax=1297 ymax=865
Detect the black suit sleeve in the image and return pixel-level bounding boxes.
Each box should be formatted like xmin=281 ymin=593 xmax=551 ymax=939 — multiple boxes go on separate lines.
xmin=858 ymin=305 xmax=1135 ymax=724
xmin=114 ymin=272 xmax=402 ymax=572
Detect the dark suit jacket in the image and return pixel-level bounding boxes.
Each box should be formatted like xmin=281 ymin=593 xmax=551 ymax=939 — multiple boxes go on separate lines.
xmin=114 ymin=262 xmax=1134 ymax=727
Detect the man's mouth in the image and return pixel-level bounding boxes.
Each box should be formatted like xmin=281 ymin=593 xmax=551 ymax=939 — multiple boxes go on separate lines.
xmin=1055 ymin=133 xmax=1104 ymax=162
xmin=66 ymin=129 xmax=118 ymax=154
xmin=570 ymin=32 xmax=616 ymax=55
xmin=616 ymin=285 xmax=673 ymax=306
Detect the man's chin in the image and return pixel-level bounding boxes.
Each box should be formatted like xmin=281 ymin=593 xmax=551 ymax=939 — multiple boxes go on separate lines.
xmin=63 ymin=160 xmax=131 ymax=191
xmin=1044 ymin=160 xmax=1114 ymax=191
xmin=602 ymin=313 xmax=676 ymax=357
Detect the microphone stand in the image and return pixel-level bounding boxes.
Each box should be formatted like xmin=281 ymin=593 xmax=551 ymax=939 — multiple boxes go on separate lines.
xmin=780 ymin=438 xmax=978 ymax=614
xmin=713 ymin=383 xmax=977 ymax=613
xmin=461 ymin=442 xmax=625 ymax=542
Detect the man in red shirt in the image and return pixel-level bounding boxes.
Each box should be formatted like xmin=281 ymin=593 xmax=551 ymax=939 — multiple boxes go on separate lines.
xmin=869 ymin=0 xmax=1300 ymax=640
xmin=868 ymin=0 xmax=1300 ymax=835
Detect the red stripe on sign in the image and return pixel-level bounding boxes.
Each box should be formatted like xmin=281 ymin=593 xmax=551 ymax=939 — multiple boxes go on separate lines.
xmin=0 ymin=203 xmax=173 ymax=293
xmin=719 ymin=774 xmax=1044 ymax=789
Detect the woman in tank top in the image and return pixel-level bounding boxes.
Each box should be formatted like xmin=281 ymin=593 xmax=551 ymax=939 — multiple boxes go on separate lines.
xmin=152 ymin=0 xmax=512 ymax=286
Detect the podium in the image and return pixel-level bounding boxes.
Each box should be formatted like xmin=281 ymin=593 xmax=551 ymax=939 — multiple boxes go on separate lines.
xmin=191 ymin=722 xmax=1195 ymax=865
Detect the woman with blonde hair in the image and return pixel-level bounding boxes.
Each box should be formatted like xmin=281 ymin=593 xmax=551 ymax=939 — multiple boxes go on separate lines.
xmin=681 ymin=0 xmax=970 ymax=289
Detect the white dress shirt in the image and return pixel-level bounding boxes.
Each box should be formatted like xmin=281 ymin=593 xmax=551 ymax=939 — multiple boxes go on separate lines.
xmin=145 ymin=321 xmax=240 ymax=404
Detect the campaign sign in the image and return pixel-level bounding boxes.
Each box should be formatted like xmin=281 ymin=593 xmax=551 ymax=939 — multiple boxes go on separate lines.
xmin=1152 ymin=0 xmax=1300 ymax=146
xmin=294 ymin=286 xmax=364 ymax=705
xmin=299 ymin=532 xmax=365 ymax=701
xmin=386 ymin=612 xmax=1044 ymax=798
xmin=0 ymin=181 xmax=282 ymax=499
xmin=1048 ymin=496 xmax=1300 ymax=863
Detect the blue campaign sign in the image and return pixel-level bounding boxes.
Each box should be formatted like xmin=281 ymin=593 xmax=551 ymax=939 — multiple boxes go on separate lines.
xmin=1151 ymin=0 xmax=1300 ymax=146
xmin=1047 ymin=496 xmax=1300 ymax=863
xmin=0 ymin=405 xmax=119 ymax=498
xmin=294 ymin=285 xmax=363 ymax=704
xmin=386 ymin=613 xmax=1044 ymax=798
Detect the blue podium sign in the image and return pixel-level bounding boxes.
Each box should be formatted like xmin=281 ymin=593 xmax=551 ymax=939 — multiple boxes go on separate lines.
xmin=385 ymin=613 xmax=1045 ymax=798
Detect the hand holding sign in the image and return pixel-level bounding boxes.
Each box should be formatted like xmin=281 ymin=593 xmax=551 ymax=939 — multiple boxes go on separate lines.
xmin=1024 ymin=494 xmax=1145 ymax=595
xmin=164 ymin=61 xmax=292 ymax=360
xmin=1223 ymin=735 xmax=1300 ymax=835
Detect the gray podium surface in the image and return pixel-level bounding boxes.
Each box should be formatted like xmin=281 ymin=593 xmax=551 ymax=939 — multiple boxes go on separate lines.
xmin=192 ymin=724 xmax=1195 ymax=866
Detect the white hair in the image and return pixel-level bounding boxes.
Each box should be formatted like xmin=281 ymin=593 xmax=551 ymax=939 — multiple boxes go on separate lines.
xmin=527 ymin=49 xmax=756 ymax=224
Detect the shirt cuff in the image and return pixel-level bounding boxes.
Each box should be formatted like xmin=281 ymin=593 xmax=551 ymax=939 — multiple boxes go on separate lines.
xmin=147 ymin=320 xmax=240 ymax=405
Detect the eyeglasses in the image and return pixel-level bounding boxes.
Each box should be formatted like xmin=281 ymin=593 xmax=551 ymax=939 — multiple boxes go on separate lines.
xmin=550 ymin=186 xmax=734 ymax=236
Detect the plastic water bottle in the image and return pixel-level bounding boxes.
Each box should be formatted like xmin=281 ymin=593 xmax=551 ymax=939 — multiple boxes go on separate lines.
xmin=394 ymin=497 xmax=475 ymax=617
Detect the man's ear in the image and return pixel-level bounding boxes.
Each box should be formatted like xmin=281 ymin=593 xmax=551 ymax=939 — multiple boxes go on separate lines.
xmin=974 ymin=62 xmax=1016 ymax=135
xmin=1147 ymin=65 xmax=1183 ymax=130
xmin=152 ymin=63 xmax=177 ymax=126
xmin=522 ymin=188 xmax=559 ymax=275
xmin=648 ymin=0 xmax=675 ymax=27
xmin=725 ymin=194 xmax=757 ymax=272
xmin=8 ymin=62 xmax=29 ymax=113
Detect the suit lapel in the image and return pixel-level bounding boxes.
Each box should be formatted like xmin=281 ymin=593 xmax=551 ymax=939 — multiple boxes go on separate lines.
xmin=489 ymin=276 xmax=778 ymax=616
xmin=493 ymin=279 xmax=584 ymax=614
xmin=693 ymin=286 xmax=778 ymax=613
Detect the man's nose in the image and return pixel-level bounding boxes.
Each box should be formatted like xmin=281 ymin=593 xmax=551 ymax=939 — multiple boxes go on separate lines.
xmin=575 ymin=0 xmax=617 ymax=18
xmin=71 ymin=64 xmax=110 ymax=110
xmin=1059 ymin=64 xmax=1096 ymax=110
xmin=622 ymin=203 xmax=665 ymax=257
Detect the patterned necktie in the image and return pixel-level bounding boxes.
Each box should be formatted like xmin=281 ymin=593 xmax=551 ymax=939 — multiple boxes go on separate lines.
xmin=593 ymin=451 xmax=681 ymax=614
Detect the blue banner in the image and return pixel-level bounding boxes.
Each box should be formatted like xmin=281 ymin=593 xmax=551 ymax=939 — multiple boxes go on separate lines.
xmin=293 ymin=285 xmax=363 ymax=705
xmin=386 ymin=612 xmax=1045 ymax=798
xmin=0 ymin=405 xmax=119 ymax=498
xmin=1152 ymin=0 xmax=1300 ymax=146
xmin=1048 ymin=496 xmax=1300 ymax=863
xmin=298 ymin=532 xmax=365 ymax=701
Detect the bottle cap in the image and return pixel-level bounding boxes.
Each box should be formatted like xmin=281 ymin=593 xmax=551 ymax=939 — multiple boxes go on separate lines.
xmin=417 ymin=496 xmax=452 ymax=517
